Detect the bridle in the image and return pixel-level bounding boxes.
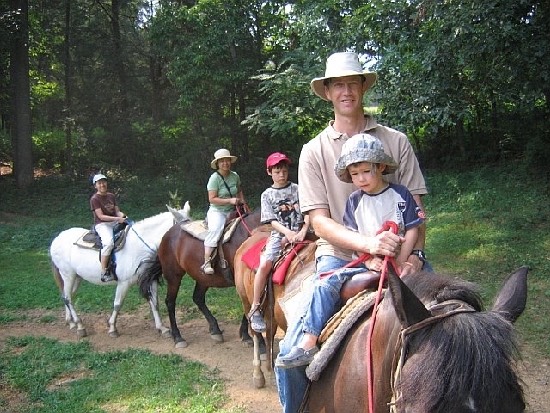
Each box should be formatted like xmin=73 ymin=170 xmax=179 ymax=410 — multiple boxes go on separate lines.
xmin=387 ymin=300 xmax=477 ymax=413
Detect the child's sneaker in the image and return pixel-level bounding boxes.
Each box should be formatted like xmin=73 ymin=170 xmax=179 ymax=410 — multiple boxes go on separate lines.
xmin=202 ymin=261 xmax=214 ymax=275
xmin=249 ymin=309 xmax=266 ymax=333
xmin=101 ymin=270 xmax=115 ymax=282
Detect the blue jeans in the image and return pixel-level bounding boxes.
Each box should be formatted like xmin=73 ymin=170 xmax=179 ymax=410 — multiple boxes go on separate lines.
xmin=275 ymin=255 xmax=351 ymax=413
xmin=275 ymin=255 xmax=433 ymax=412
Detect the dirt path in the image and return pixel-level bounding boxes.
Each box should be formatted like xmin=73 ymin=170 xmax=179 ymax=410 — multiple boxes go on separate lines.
xmin=1 ymin=308 xmax=548 ymax=412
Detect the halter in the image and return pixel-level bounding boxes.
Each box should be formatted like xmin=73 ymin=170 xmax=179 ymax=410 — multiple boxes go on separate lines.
xmin=387 ymin=300 xmax=477 ymax=412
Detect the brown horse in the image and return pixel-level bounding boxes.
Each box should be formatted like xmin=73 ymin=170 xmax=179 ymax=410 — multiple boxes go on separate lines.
xmin=234 ymin=229 xmax=318 ymax=387
xmin=236 ymin=234 xmax=528 ymax=411
xmin=306 ymin=266 xmax=528 ymax=413
xmin=234 ymin=230 xmax=383 ymax=388
xmin=140 ymin=205 xmax=262 ymax=348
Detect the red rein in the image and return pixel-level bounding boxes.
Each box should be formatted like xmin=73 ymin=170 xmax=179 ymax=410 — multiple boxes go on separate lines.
xmin=366 ymin=221 xmax=401 ymax=413
xmin=317 ymin=221 xmax=401 ymax=412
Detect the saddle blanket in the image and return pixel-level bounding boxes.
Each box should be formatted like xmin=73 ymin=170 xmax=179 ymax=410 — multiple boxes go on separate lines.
xmin=241 ymin=239 xmax=310 ymax=285
xmin=179 ymin=218 xmax=238 ymax=244
xmin=306 ymin=290 xmax=377 ymax=381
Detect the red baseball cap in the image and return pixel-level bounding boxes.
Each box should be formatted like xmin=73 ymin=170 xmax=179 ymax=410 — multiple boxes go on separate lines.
xmin=266 ymin=152 xmax=291 ymax=168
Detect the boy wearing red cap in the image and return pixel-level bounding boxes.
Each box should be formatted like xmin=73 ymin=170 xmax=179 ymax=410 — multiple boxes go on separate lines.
xmin=248 ymin=153 xmax=310 ymax=333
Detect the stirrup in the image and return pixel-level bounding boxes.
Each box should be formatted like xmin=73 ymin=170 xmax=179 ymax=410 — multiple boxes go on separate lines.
xmin=201 ymin=259 xmax=214 ymax=275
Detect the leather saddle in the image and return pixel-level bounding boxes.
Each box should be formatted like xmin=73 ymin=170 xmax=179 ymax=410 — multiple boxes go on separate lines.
xmin=76 ymin=222 xmax=129 ymax=252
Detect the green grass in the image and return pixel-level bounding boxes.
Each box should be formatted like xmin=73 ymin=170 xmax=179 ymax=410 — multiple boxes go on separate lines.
xmin=0 ymin=163 xmax=549 ymax=411
xmin=424 ymin=165 xmax=550 ymax=354
xmin=0 ymin=336 xmax=236 ymax=413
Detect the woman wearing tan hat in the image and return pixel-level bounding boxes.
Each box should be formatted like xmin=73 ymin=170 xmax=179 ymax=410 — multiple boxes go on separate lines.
xmin=202 ymin=148 xmax=247 ymax=275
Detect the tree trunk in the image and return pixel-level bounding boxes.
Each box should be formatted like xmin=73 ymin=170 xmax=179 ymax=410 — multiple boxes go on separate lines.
xmin=10 ymin=0 xmax=33 ymax=188
xmin=110 ymin=0 xmax=128 ymax=113
xmin=63 ymin=0 xmax=73 ymax=174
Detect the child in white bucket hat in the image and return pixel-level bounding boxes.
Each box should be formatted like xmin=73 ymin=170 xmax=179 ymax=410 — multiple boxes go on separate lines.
xmin=276 ymin=133 xmax=424 ymax=371
xmin=336 ymin=134 xmax=423 ymax=254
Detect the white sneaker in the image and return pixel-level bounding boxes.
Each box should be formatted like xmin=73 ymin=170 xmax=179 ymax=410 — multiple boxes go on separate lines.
xmin=202 ymin=261 xmax=214 ymax=275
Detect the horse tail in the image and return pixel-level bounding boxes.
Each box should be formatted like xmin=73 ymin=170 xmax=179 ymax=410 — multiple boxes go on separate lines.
xmin=138 ymin=255 xmax=163 ymax=300
xmin=51 ymin=260 xmax=64 ymax=292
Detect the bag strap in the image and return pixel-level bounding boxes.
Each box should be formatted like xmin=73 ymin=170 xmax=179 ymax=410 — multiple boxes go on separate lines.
xmin=216 ymin=171 xmax=233 ymax=197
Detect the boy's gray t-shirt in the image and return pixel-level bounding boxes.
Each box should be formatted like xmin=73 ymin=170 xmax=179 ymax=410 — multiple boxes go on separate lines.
xmin=260 ymin=182 xmax=304 ymax=235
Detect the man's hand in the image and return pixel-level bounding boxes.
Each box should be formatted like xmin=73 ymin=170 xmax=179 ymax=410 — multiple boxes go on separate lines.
xmin=400 ymin=254 xmax=423 ymax=275
xmin=365 ymin=231 xmax=404 ymax=257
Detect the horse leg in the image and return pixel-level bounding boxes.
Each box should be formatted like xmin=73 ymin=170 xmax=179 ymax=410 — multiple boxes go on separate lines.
xmin=252 ymin=333 xmax=266 ymax=388
xmin=146 ymin=279 xmax=171 ymax=338
xmin=192 ymin=283 xmax=223 ymax=342
xmin=165 ymin=276 xmax=188 ymax=348
xmin=239 ymin=314 xmax=253 ymax=347
xmin=107 ymin=282 xmax=131 ymax=337
xmin=61 ymin=277 xmax=87 ymax=337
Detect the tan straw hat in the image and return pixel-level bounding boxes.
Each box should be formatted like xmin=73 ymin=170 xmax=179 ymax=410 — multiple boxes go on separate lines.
xmin=210 ymin=148 xmax=237 ymax=170
xmin=335 ymin=134 xmax=398 ymax=183
xmin=310 ymin=52 xmax=377 ymax=101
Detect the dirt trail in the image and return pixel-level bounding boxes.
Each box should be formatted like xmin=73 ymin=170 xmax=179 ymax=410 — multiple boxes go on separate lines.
xmin=0 ymin=309 xmax=548 ymax=413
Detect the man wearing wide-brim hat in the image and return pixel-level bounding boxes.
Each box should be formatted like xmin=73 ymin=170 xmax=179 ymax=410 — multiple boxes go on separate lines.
xmin=274 ymin=51 xmax=430 ymax=413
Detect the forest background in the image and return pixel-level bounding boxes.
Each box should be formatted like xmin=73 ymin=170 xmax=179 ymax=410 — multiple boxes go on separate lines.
xmin=1 ymin=0 xmax=549 ymax=192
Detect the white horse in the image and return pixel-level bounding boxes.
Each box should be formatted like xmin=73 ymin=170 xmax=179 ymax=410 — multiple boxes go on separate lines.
xmin=50 ymin=202 xmax=190 ymax=338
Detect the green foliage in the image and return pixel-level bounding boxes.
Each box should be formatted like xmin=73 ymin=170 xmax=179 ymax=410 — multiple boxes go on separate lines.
xmin=4 ymin=0 xmax=548 ymax=178
xmin=32 ymin=129 xmax=65 ymax=169
xmin=0 ymin=336 xmax=237 ymax=412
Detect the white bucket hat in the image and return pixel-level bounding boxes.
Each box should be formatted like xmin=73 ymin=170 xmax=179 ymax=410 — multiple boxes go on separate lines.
xmin=92 ymin=173 xmax=107 ymax=184
xmin=310 ymin=52 xmax=378 ymax=101
xmin=335 ymin=134 xmax=398 ymax=183
xmin=210 ymin=148 xmax=237 ymax=170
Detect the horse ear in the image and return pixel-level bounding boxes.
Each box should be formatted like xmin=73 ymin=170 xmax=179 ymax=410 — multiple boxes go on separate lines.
xmin=166 ymin=204 xmax=189 ymax=223
xmin=492 ymin=266 xmax=528 ymax=323
xmin=388 ymin=272 xmax=431 ymax=328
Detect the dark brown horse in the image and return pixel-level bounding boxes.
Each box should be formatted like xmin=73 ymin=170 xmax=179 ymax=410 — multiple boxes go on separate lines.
xmin=306 ymin=266 xmax=528 ymax=413
xmin=140 ymin=205 xmax=262 ymax=348
xmin=236 ymin=233 xmax=528 ymax=411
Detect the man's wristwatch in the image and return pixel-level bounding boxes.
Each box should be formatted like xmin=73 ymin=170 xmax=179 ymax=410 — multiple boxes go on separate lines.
xmin=410 ymin=249 xmax=427 ymax=263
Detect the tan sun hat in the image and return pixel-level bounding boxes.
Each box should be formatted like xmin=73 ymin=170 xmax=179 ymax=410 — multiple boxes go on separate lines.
xmin=210 ymin=148 xmax=237 ymax=170
xmin=310 ymin=52 xmax=377 ymax=101
xmin=335 ymin=133 xmax=398 ymax=183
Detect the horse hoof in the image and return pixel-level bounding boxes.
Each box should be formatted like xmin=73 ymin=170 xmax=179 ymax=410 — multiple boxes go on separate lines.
xmin=161 ymin=330 xmax=172 ymax=339
xmin=210 ymin=334 xmax=224 ymax=343
xmin=175 ymin=340 xmax=188 ymax=349
xmin=109 ymin=331 xmax=120 ymax=338
xmin=253 ymin=375 xmax=266 ymax=389
xmin=77 ymin=328 xmax=87 ymax=338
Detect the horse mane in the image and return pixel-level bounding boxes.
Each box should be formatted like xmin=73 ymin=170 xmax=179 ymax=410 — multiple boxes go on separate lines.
xmin=397 ymin=272 xmax=524 ymax=412
xmin=133 ymin=210 xmax=172 ymax=227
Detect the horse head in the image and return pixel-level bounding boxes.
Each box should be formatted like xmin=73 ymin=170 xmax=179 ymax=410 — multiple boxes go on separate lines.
xmin=386 ymin=268 xmax=528 ymax=413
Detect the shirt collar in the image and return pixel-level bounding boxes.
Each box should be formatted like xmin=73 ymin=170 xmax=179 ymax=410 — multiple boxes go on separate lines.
xmin=326 ymin=115 xmax=379 ymax=140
